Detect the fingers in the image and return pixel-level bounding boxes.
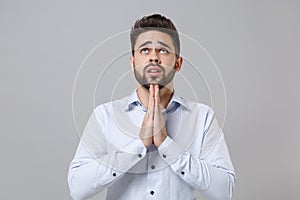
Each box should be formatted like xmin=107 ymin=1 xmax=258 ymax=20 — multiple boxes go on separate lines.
xmin=140 ymin=84 xmax=167 ymax=148
xmin=139 ymin=84 xmax=155 ymax=148
xmin=153 ymin=85 xmax=167 ymax=147
xmin=153 ymin=85 xmax=161 ymax=130
xmin=148 ymin=84 xmax=154 ymax=120
xmin=154 ymin=84 xmax=160 ymax=107
xmin=153 ymin=85 xmax=161 ymax=134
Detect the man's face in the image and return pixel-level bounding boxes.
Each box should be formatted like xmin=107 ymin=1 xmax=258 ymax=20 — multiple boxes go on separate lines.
xmin=130 ymin=30 xmax=182 ymax=89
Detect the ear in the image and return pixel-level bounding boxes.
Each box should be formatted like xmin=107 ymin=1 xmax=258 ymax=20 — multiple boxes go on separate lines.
xmin=130 ymin=55 xmax=134 ymax=70
xmin=175 ymin=56 xmax=183 ymax=72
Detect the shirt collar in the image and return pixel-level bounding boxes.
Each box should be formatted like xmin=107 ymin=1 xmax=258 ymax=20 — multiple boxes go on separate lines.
xmin=127 ymin=89 xmax=190 ymax=112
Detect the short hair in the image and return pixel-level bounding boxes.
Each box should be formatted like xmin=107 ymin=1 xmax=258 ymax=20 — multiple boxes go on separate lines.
xmin=130 ymin=14 xmax=180 ymax=57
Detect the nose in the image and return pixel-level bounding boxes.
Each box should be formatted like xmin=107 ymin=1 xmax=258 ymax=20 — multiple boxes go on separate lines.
xmin=149 ymin=49 xmax=160 ymax=64
xmin=149 ymin=58 xmax=159 ymax=63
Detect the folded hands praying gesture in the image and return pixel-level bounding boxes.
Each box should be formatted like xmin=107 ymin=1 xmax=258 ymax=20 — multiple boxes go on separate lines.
xmin=139 ymin=84 xmax=167 ymax=148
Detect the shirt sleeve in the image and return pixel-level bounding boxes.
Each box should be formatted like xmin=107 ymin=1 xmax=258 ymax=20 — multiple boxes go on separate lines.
xmin=158 ymin=109 xmax=236 ymax=200
xmin=67 ymin=109 xmax=147 ymax=200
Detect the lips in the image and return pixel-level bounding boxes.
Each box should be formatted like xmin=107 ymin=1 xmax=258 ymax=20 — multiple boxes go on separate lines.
xmin=145 ymin=65 xmax=164 ymax=76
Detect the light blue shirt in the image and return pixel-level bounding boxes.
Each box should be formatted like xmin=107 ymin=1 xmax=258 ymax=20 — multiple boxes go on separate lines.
xmin=68 ymin=90 xmax=235 ymax=200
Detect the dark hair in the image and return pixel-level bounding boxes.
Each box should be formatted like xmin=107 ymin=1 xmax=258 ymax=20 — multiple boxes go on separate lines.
xmin=130 ymin=14 xmax=180 ymax=57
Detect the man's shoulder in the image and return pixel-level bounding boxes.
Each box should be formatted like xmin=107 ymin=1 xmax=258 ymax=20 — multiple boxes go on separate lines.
xmin=94 ymin=95 xmax=130 ymax=113
xmin=178 ymin=96 xmax=213 ymax=113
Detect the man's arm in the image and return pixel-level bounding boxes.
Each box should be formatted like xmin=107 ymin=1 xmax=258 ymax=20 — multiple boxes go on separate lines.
xmin=157 ymin=108 xmax=235 ymax=200
xmin=68 ymin=109 xmax=147 ymax=200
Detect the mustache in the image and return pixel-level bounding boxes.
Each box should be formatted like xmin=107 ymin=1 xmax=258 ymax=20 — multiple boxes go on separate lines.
xmin=143 ymin=63 xmax=165 ymax=72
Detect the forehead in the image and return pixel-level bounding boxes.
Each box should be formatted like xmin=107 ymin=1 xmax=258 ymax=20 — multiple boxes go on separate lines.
xmin=135 ymin=30 xmax=174 ymax=49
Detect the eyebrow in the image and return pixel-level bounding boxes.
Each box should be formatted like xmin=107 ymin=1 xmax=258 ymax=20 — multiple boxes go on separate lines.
xmin=138 ymin=41 xmax=171 ymax=49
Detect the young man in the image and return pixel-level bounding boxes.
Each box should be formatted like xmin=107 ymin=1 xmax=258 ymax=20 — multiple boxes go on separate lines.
xmin=68 ymin=14 xmax=235 ymax=200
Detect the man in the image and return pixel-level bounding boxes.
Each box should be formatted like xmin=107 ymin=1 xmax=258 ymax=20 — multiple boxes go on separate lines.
xmin=68 ymin=14 xmax=235 ymax=200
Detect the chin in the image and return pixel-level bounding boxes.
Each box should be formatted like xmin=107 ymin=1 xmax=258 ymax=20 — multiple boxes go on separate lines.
xmin=142 ymin=83 xmax=165 ymax=90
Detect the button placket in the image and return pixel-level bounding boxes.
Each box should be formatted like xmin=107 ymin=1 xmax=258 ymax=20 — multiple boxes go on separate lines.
xmin=145 ymin=151 xmax=160 ymax=198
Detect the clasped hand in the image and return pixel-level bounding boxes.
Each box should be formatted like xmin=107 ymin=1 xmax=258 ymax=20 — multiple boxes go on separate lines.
xmin=139 ymin=84 xmax=167 ymax=148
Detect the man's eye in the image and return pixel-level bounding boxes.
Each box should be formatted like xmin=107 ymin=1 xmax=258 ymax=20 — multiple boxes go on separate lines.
xmin=140 ymin=48 xmax=149 ymax=53
xmin=160 ymin=49 xmax=168 ymax=54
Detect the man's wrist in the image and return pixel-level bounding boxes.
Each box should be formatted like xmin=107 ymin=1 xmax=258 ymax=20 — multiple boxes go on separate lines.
xmin=158 ymin=136 xmax=184 ymax=164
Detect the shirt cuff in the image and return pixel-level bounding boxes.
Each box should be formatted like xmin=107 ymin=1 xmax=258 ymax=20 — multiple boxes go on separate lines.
xmin=121 ymin=137 xmax=147 ymax=156
xmin=157 ymin=136 xmax=184 ymax=164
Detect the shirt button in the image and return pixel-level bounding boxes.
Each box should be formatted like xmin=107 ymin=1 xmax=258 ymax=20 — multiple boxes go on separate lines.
xmin=138 ymin=154 xmax=142 ymax=158
xmin=150 ymin=191 xmax=155 ymax=195
xmin=162 ymin=154 xmax=167 ymax=158
xmin=112 ymin=172 xmax=116 ymax=177
xmin=151 ymin=165 xmax=155 ymax=170
xmin=181 ymin=171 xmax=185 ymax=175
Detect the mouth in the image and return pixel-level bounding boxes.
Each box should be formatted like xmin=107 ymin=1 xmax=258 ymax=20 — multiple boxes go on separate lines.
xmin=145 ymin=65 xmax=163 ymax=76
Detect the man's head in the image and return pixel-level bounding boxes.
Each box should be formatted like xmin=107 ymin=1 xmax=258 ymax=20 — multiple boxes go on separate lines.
xmin=130 ymin=14 xmax=180 ymax=57
xmin=130 ymin=14 xmax=183 ymax=90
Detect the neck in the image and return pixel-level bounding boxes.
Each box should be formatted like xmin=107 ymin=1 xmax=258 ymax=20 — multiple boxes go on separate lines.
xmin=137 ymin=84 xmax=174 ymax=109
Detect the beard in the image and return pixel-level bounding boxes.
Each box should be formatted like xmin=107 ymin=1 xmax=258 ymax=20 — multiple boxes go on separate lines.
xmin=133 ymin=63 xmax=176 ymax=90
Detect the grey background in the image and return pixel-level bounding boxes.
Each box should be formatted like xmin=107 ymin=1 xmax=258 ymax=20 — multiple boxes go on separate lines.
xmin=1 ymin=0 xmax=299 ymax=199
